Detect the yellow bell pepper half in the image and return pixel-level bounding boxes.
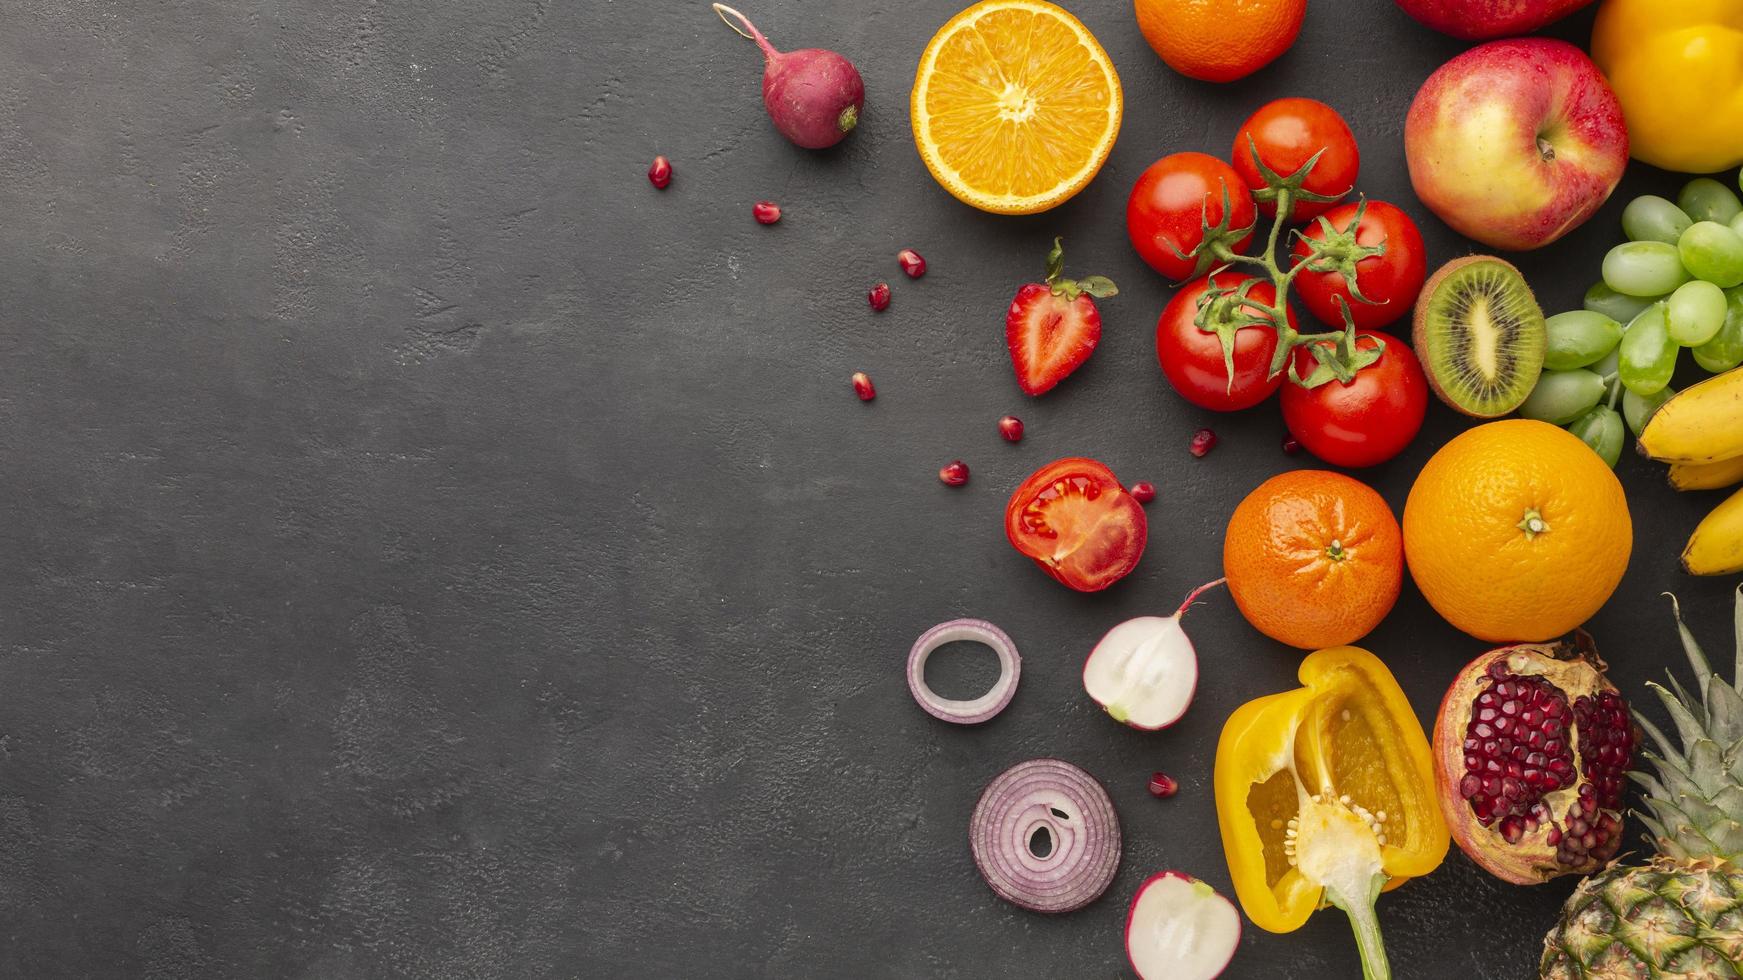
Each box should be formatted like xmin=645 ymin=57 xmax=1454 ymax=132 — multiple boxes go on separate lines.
xmin=1214 ymin=647 xmax=1448 ymax=980
xmin=1593 ymin=0 xmax=1743 ymax=173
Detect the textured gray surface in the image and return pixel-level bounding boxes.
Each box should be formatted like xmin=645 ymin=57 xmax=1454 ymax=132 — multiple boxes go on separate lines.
xmin=1 ymin=0 xmax=1737 ymax=976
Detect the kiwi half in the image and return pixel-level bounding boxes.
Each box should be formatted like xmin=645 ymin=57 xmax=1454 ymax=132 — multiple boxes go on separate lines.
xmin=1412 ymin=256 xmax=1547 ymax=418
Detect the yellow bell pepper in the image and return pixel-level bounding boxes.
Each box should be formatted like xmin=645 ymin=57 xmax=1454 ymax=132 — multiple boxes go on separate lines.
xmin=1214 ymin=647 xmax=1448 ymax=980
xmin=1592 ymin=1 xmax=1743 ymax=173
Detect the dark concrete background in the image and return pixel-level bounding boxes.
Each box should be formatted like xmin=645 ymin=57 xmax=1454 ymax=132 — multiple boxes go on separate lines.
xmin=0 ymin=0 xmax=1737 ymax=976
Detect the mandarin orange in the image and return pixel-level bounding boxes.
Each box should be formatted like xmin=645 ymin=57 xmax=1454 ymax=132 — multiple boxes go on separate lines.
xmin=1223 ymin=470 xmax=1403 ymax=650
xmin=1132 ymin=0 xmax=1306 ymax=84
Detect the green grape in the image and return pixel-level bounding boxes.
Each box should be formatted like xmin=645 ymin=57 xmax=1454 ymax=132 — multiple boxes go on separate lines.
xmin=1622 ymin=195 xmax=1694 ymax=244
xmin=1568 ymin=407 xmax=1625 ymax=469
xmin=1583 ymin=282 xmax=1661 ymax=323
xmin=1591 ymin=346 xmax=1621 ymax=384
xmin=1731 ymin=211 xmax=1743 ymax=239
xmin=1679 ymin=222 xmax=1743 ymax=288
xmin=1518 ymin=369 xmax=1607 ymax=425
xmin=1622 ymin=385 xmax=1674 ymax=438
xmin=1678 ymin=177 xmax=1743 ymax=226
xmin=1693 ymin=287 xmax=1743 ymax=373
xmin=1544 ymin=311 xmax=1623 ymax=369
xmin=1667 ymin=280 xmax=1729 ymax=346
xmin=1605 ymin=240 xmax=1693 ymax=296
xmin=1618 ymin=302 xmax=1678 ymax=395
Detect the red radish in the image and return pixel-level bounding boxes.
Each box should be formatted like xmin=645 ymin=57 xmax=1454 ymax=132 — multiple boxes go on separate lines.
xmin=851 ymin=371 xmax=875 ymax=401
xmin=1125 ymin=872 xmax=1242 ymax=980
xmin=647 ymin=155 xmax=672 ymax=189
xmin=712 ymin=4 xmax=865 ymax=151
xmin=867 ymin=282 xmax=890 ymax=311
xmin=1006 ymin=238 xmax=1118 ymax=396
xmin=1082 ymin=580 xmax=1224 ymax=730
xmin=753 ymin=201 xmax=782 ymax=224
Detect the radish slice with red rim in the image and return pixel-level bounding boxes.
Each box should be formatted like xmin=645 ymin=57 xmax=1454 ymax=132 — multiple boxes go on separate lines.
xmin=1082 ymin=580 xmax=1223 ymax=730
xmin=906 ymin=618 xmax=1020 ymax=725
xmin=1125 ymin=871 xmax=1241 ymax=979
xmin=970 ymin=759 xmax=1119 ymax=913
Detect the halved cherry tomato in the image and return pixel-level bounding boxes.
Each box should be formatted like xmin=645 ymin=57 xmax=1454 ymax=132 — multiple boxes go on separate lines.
xmin=1231 ymin=98 xmax=1359 ymax=222
xmin=1281 ymin=335 xmax=1428 ymax=469
xmin=1127 ymin=152 xmax=1257 ymax=282
xmin=1156 ymin=273 xmax=1292 ymax=412
xmin=1292 ymin=201 xmax=1426 ymax=332
xmin=1005 ymin=457 xmax=1147 ymax=593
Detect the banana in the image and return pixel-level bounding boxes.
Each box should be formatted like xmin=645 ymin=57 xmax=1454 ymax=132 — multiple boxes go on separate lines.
xmin=1683 ymin=485 xmax=1743 ymax=576
xmin=1669 ymin=455 xmax=1743 ymax=492
xmin=1638 ymin=366 xmax=1743 ymax=463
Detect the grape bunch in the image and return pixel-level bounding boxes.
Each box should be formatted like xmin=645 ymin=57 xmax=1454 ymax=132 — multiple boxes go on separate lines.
xmin=1519 ymin=172 xmax=1743 ymax=467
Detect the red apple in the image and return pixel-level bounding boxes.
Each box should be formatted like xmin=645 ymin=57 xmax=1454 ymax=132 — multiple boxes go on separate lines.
xmin=1405 ymin=38 xmax=1627 ymax=252
xmin=1394 ymin=0 xmax=1596 ymax=39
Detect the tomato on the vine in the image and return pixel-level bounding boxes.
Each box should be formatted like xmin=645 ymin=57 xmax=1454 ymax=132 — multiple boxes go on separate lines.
xmin=1157 ymin=273 xmax=1292 ymax=412
xmin=1292 ymin=201 xmax=1426 ymax=332
xmin=1005 ymin=457 xmax=1147 ymax=593
xmin=1231 ymin=98 xmax=1359 ymax=221
xmin=1280 ymin=335 xmax=1427 ymax=469
xmin=1127 ymin=152 xmax=1257 ymax=282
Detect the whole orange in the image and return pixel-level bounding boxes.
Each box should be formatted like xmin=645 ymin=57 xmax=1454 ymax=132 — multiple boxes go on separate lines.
xmin=1132 ymin=0 xmax=1306 ymax=83
xmin=1403 ymin=420 xmax=1632 ymax=643
xmin=1223 ymin=470 xmax=1403 ymax=650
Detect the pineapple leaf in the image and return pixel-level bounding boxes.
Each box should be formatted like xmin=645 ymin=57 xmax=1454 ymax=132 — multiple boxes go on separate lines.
xmin=1667 ymin=592 xmax=1717 ymax=701
xmin=1706 ymin=677 xmax=1743 ymax=743
xmin=1734 ymin=584 xmax=1742 ymax=690
xmin=1691 ymin=739 xmax=1727 ymax=790
xmin=1650 ymin=680 xmax=1709 ymax=750
xmin=1636 ymin=811 xmax=1669 ymax=844
xmin=1636 ymin=712 xmax=1681 ymax=763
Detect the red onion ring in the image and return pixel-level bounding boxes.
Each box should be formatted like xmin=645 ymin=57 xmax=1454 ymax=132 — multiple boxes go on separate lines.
xmin=970 ymin=758 xmax=1120 ymax=913
xmin=906 ymin=618 xmax=1020 ymax=725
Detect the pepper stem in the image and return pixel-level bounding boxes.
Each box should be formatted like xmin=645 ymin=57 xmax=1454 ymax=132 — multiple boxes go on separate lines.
xmin=1325 ymin=876 xmax=1391 ymax=980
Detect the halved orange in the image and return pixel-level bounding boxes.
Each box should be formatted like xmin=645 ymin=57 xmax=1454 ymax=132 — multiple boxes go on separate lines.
xmin=911 ymin=0 xmax=1122 ymax=215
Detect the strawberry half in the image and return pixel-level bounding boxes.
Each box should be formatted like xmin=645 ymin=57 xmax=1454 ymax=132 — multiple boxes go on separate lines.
xmin=1006 ymin=238 xmax=1119 ymax=396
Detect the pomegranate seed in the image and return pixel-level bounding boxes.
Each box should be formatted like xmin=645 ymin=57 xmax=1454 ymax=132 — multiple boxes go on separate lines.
xmin=897 ymin=248 xmax=927 ymax=279
xmin=867 ymin=282 xmax=891 ymax=312
xmin=1148 ymin=772 xmax=1178 ymax=798
xmin=1131 ymin=481 xmax=1156 ymax=504
xmin=998 ymin=415 xmax=1024 ymax=442
xmin=647 ymin=155 xmax=672 ymax=189
xmin=938 ymin=460 xmax=969 ymax=487
xmin=1282 ymin=433 xmax=1302 ymax=455
xmin=851 ymin=372 xmax=875 ymax=401
xmin=1190 ymin=428 xmax=1217 ymax=458
xmin=753 ymin=201 xmax=782 ymax=224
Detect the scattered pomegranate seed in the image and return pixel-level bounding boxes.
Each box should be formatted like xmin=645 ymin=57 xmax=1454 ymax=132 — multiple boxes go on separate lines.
xmin=897 ymin=248 xmax=927 ymax=279
xmin=1190 ymin=428 xmax=1217 ymax=458
xmin=1131 ymin=481 xmax=1156 ymax=504
xmin=1148 ymin=772 xmax=1178 ymax=798
xmin=851 ymin=372 xmax=876 ymax=401
xmin=647 ymin=155 xmax=672 ymax=189
xmin=998 ymin=415 xmax=1024 ymax=442
xmin=868 ymin=282 xmax=891 ymax=312
xmin=939 ymin=460 xmax=969 ymax=486
xmin=753 ymin=201 xmax=782 ymax=224
xmin=1282 ymin=433 xmax=1302 ymax=455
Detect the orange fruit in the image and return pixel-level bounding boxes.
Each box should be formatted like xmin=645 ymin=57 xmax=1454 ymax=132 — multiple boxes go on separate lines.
xmin=1132 ymin=0 xmax=1305 ymax=84
xmin=1403 ymin=420 xmax=1632 ymax=643
xmin=1223 ymin=470 xmax=1403 ymax=650
xmin=911 ymin=0 xmax=1122 ymax=214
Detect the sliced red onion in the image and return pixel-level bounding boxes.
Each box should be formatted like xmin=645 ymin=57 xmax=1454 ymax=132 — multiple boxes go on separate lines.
xmin=970 ymin=759 xmax=1120 ymax=913
xmin=906 ymin=618 xmax=1020 ymax=725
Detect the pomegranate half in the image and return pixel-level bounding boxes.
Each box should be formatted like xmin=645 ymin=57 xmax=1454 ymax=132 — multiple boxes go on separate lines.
xmin=1430 ymin=633 xmax=1636 ymax=884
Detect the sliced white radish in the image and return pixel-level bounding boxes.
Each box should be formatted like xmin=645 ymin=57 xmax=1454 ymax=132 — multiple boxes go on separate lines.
xmin=1125 ymin=871 xmax=1241 ymax=980
xmin=1082 ymin=580 xmax=1222 ymax=730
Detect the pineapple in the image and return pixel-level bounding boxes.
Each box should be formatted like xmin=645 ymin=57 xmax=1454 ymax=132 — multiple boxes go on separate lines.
xmin=1541 ymin=585 xmax=1743 ymax=978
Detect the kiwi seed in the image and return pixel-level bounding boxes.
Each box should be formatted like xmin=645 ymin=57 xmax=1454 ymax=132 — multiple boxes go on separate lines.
xmin=1412 ymin=256 xmax=1547 ymax=418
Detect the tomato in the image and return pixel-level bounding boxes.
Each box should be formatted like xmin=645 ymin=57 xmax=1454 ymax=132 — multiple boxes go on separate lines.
xmin=1005 ymin=457 xmax=1147 ymax=593
xmin=1127 ymin=152 xmax=1257 ymax=282
xmin=1156 ymin=273 xmax=1292 ymax=412
xmin=1280 ymin=335 xmax=1428 ymax=469
xmin=1291 ymin=201 xmax=1426 ymax=332
xmin=1231 ymin=98 xmax=1359 ymax=221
